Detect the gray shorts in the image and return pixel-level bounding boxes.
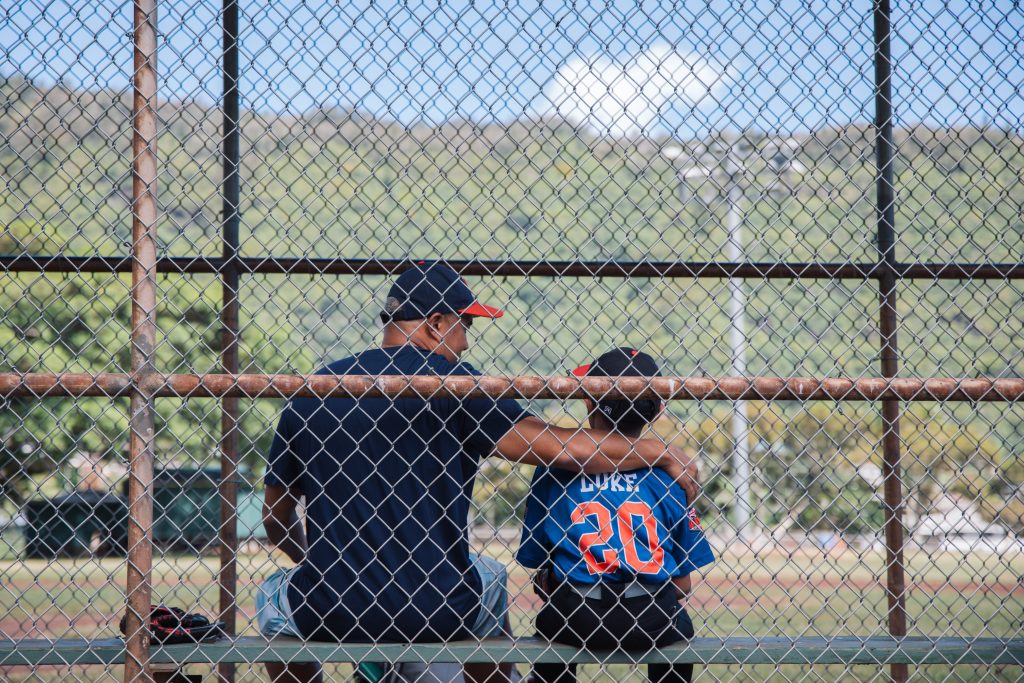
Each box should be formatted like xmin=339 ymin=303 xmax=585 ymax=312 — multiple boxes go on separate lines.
xmin=257 ymin=552 xmax=510 ymax=639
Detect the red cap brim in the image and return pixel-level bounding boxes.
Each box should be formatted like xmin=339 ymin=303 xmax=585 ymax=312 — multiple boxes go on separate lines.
xmin=458 ymin=301 xmax=504 ymax=318
xmin=570 ymin=364 xmax=591 ymax=377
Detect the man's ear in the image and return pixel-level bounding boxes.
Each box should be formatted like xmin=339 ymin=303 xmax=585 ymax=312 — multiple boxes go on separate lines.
xmin=425 ymin=312 xmax=446 ymax=341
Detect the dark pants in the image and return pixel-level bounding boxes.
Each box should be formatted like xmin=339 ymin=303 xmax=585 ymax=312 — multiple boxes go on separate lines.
xmin=533 ymin=582 xmax=695 ymax=683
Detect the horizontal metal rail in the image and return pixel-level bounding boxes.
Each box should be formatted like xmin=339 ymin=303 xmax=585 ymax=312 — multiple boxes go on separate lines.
xmin=2 ymin=256 xmax=1023 ymax=279
xmin=2 ymin=636 xmax=1022 ymax=667
xmin=2 ymin=372 xmax=1022 ymax=402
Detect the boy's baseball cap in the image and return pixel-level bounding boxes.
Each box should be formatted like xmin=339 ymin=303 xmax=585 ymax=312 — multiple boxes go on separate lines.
xmin=380 ymin=261 xmax=504 ymax=322
xmin=571 ymin=347 xmax=659 ymax=379
xmin=571 ymin=347 xmax=662 ymax=427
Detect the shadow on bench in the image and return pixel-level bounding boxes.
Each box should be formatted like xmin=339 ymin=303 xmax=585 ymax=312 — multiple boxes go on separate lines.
xmin=2 ymin=636 xmax=1022 ymax=668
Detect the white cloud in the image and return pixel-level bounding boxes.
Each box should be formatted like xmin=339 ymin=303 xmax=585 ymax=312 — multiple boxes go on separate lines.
xmin=541 ymin=44 xmax=724 ymax=137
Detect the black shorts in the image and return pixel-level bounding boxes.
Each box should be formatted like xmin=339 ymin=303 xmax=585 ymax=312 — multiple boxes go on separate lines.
xmin=536 ymin=581 xmax=694 ymax=652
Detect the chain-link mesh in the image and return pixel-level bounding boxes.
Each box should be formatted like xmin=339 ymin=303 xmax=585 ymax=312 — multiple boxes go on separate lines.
xmin=1 ymin=1 xmax=1022 ymax=682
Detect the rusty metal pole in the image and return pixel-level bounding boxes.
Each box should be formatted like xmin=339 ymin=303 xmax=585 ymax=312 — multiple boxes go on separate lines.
xmin=874 ymin=0 xmax=908 ymax=681
xmin=217 ymin=1 xmax=241 ymax=680
xmin=125 ymin=0 xmax=160 ymax=681
xmin=2 ymin=372 xmax=1024 ymax=402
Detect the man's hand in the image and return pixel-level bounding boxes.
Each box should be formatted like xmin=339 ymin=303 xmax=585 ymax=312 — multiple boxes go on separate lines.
xmin=657 ymin=444 xmax=700 ymax=502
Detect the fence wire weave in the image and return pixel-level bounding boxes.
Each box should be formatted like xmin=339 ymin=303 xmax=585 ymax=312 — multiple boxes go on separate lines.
xmin=1 ymin=1 xmax=1023 ymax=683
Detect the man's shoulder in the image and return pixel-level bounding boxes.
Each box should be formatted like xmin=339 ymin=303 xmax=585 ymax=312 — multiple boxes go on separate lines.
xmin=317 ymin=356 xmax=359 ymax=375
xmin=448 ymin=359 xmax=482 ymax=377
xmin=316 ymin=346 xmax=452 ymax=376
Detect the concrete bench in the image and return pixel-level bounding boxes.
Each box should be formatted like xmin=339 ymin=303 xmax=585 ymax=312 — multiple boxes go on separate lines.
xmin=2 ymin=636 xmax=1022 ymax=668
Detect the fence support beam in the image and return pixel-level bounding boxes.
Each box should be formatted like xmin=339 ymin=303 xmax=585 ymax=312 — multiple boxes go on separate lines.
xmin=3 ymin=373 xmax=1022 ymax=402
xmin=4 ymin=255 xmax=1024 ymax=279
xmin=874 ymin=1 xmax=908 ymax=681
xmin=217 ymin=2 xmax=241 ymax=682
xmin=125 ymin=0 xmax=160 ymax=681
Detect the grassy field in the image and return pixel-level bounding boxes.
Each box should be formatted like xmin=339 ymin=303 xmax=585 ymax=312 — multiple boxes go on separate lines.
xmin=1 ymin=536 xmax=1021 ymax=682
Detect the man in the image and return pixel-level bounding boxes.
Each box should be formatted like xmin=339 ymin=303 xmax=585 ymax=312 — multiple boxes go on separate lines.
xmin=518 ymin=349 xmax=715 ymax=683
xmin=258 ymin=262 xmax=699 ymax=683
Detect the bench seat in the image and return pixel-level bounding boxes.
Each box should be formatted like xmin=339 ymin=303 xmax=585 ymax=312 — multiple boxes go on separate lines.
xmin=2 ymin=636 xmax=1022 ymax=668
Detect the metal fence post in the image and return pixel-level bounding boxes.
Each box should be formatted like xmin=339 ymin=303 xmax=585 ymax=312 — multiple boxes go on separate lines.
xmin=874 ymin=1 xmax=908 ymax=681
xmin=125 ymin=0 xmax=160 ymax=680
xmin=218 ymin=2 xmax=241 ymax=681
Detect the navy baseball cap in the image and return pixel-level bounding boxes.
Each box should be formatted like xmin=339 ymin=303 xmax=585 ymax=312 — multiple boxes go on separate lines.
xmin=571 ymin=347 xmax=662 ymax=427
xmin=380 ymin=261 xmax=504 ymax=323
xmin=571 ymin=347 xmax=660 ymax=379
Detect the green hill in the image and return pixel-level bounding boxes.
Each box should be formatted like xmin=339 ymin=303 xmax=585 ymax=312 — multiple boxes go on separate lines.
xmin=1 ymin=74 xmax=1021 ymax=532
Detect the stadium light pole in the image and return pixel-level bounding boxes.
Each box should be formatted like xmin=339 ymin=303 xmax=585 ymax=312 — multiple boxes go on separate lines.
xmin=721 ymin=144 xmax=754 ymax=542
xmin=663 ymin=139 xmax=804 ymax=541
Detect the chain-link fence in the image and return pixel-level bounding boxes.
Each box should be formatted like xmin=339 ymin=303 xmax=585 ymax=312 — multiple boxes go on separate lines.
xmin=1 ymin=0 xmax=1023 ymax=682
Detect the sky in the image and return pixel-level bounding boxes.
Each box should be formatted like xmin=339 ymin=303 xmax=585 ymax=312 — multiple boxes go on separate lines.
xmin=1 ymin=0 xmax=1021 ymax=137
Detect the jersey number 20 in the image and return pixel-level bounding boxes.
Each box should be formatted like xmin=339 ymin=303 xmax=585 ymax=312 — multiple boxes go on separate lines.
xmin=571 ymin=501 xmax=665 ymax=574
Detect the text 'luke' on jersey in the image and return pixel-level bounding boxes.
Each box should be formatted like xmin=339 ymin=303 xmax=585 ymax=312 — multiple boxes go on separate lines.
xmin=517 ymin=467 xmax=715 ymax=585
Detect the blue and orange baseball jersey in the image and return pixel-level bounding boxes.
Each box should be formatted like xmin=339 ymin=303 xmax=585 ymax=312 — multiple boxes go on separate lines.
xmin=518 ymin=466 xmax=715 ymax=585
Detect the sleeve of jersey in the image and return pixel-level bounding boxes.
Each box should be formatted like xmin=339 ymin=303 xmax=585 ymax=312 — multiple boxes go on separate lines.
xmin=665 ymin=478 xmax=716 ymax=575
xmin=454 ymin=361 xmax=535 ymax=460
xmin=265 ymin=403 xmax=301 ymax=489
xmin=515 ymin=468 xmax=551 ymax=569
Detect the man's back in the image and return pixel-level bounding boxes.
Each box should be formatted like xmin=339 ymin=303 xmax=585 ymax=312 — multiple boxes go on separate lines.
xmin=267 ymin=345 xmax=528 ymax=642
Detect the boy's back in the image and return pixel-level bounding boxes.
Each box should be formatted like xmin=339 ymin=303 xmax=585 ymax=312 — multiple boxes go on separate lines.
xmin=518 ymin=466 xmax=713 ymax=585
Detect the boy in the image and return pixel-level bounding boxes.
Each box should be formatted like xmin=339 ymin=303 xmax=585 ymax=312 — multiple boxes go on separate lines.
xmin=517 ymin=348 xmax=715 ymax=683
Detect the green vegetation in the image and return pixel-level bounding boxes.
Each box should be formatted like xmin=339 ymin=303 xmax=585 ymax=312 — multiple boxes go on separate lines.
xmin=0 ymin=74 xmax=1022 ymax=533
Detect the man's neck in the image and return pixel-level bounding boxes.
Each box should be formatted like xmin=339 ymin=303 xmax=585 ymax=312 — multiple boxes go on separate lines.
xmin=379 ymin=334 xmax=437 ymax=361
xmin=381 ymin=324 xmax=428 ymax=352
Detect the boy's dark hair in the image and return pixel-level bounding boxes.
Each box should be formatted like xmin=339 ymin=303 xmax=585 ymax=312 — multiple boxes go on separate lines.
xmin=571 ymin=348 xmax=662 ymax=434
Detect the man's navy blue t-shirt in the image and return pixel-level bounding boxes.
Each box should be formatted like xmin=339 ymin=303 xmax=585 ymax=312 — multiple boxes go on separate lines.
xmin=266 ymin=345 xmax=531 ymax=642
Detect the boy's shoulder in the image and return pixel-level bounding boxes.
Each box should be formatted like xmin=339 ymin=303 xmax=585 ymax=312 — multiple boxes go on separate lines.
xmin=640 ymin=467 xmax=690 ymax=507
xmin=627 ymin=466 xmax=682 ymax=492
xmin=532 ymin=467 xmax=682 ymax=503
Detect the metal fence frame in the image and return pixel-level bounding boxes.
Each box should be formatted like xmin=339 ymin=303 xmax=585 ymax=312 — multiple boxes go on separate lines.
xmin=1 ymin=0 xmax=1023 ymax=682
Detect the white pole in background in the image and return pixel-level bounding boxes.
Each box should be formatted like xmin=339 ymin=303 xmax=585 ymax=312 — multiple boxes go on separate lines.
xmin=723 ymin=147 xmax=753 ymax=540
xmin=665 ymin=141 xmax=757 ymax=540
